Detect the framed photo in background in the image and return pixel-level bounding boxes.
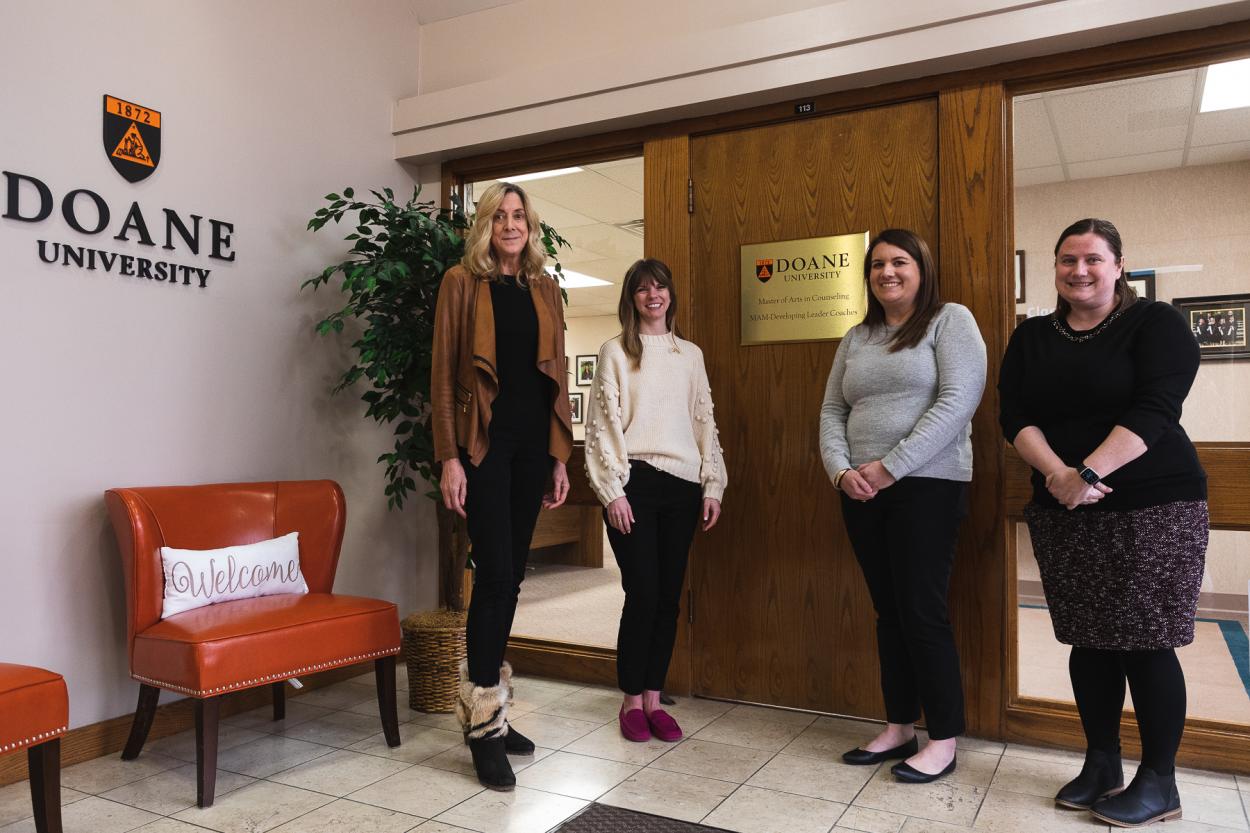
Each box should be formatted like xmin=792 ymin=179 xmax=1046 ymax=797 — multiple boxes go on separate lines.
xmin=1125 ymin=269 xmax=1157 ymax=301
xmin=569 ymin=392 xmax=584 ymax=424
xmin=575 ymin=354 xmax=597 ymax=386
xmin=1014 ymin=250 xmax=1026 ymax=304
xmin=1173 ymin=294 xmax=1249 ymax=361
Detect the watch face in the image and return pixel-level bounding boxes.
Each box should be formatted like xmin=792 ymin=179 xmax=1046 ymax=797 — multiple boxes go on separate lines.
xmin=1080 ymin=467 xmax=1100 ymax=485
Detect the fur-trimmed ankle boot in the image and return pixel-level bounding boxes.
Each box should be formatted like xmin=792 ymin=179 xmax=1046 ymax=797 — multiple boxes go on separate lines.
xmin=457 ymin=662 xmax=535 ymax=756
xmin=456 ymin=663 xmax=515 ymax=791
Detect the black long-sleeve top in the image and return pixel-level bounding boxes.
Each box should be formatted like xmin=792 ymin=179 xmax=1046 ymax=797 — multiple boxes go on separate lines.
xmin=490 ymin=275 xmax=553 ymax=446
xmin=998 ymin=299 xmax=1206 ymax=511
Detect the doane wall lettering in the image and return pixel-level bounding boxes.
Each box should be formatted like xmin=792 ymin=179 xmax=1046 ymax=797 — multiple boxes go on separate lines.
xmin=0 ymin=94 xmax=237 ymax=290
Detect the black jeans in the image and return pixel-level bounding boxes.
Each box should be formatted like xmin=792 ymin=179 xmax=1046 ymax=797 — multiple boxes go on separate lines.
xmin=840 ymin=476 xmax=968 ymax=739
xmin=1069 ymin=646 xmax=1187 ymax=774
xmin=605 ymin=461 xmax=702 ymax=695
xmin=462 ymin=437 xmax=550 ymax=687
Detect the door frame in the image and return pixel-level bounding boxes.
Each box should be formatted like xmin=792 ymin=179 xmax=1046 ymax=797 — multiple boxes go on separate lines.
xmin=443 ymin=18 xmax=1250 ymax=771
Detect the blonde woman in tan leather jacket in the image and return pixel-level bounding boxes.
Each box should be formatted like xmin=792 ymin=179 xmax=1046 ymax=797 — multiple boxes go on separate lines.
xmin=431 ymin=182 xmax=572 ymax=790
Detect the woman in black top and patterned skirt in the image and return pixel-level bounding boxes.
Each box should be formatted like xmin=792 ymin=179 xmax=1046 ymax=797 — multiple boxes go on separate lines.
xmin=999 ymin=218 xmax=1207 ymax=828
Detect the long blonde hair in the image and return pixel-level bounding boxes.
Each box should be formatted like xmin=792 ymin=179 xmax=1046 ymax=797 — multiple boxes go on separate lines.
xmin=461 ymin=182 xmax=548 ymax=284
xmin=618 ymin=259 xmax=682 ymax=368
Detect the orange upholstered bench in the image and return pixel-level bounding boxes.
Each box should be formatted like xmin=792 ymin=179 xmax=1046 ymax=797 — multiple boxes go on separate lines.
xmin=0 ymin=663 xmax=68 ymax=833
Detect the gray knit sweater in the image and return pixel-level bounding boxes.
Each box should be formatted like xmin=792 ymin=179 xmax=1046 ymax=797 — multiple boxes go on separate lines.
xmin=819 ymin=303 xmax=987 ymax=483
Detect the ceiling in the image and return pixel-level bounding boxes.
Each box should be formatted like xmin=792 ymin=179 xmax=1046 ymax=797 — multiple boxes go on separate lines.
xmin=471 ymin=157 xmax=644 ymax=318
xmin=1014 ymin=67 xmax=1250 ymax=186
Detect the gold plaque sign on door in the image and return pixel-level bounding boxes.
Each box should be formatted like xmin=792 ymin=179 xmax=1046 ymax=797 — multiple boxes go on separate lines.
xmin=740 ymin=232 xmax=869 ymax=345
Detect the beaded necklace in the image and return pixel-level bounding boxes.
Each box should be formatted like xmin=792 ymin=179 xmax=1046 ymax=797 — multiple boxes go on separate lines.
xmin=1051 ymin=308 xmax=1125 ymax=343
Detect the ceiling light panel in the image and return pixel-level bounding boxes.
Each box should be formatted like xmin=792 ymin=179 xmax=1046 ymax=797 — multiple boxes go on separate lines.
xmin=1200 ymin=59 xmax=1250 ymax=113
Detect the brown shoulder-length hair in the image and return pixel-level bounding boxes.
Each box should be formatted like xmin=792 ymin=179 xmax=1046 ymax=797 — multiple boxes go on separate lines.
xmin=1052 ymin=218 xmax=1137 ymax=317
xmin=618 ymin=259 xmax=683 ymax=368
xmin=461 ymin=182 xmax=547 ymax=284
xmin=861 ymin=228 xmax=943 ymax=352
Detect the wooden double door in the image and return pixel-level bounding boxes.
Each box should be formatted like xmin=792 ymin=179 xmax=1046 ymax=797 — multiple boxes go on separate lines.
xmin=686 ymin=99 xmax=942 ymax=718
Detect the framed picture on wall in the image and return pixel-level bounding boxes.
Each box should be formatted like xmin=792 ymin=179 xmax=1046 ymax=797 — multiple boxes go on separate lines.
xmin=569 ymin=392 xmax=584 ymax=424
xmin=1126 ymin=269 xmax=1157 ymax=301
xmin=1014 ymin=250 xmax=1026 ymax=304
xmin=575 ymin=354 xmax=597 ymax=386
xmin=1173 ymin=294 xmax=1250 ymax=361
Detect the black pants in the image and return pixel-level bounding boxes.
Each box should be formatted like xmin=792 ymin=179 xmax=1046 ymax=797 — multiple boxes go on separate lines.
xmin=605 ymin=461 xmax=702 ymax=695
xmin=840 ymin=477 xmax=968 ymax=739
xmin=1069 ymin=646 xmax=1186 ymax=774
xmin=462 ymin=437 xmax=550 ymax=687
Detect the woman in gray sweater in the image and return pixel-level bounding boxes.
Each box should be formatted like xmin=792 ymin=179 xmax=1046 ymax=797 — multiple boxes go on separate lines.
xmin=819 ymin=228 xmax=986 ymax=784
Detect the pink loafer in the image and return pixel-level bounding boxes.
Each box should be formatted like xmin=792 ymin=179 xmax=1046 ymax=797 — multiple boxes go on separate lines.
xmin=646 ymin=709 xmax=683 ymax=742
xmin=619 ymin=708 xmax=651 ymax=742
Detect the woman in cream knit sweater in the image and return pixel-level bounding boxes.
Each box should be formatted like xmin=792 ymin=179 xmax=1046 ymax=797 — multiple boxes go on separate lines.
xmin=585 ymin=258 xmax=727 ymax=743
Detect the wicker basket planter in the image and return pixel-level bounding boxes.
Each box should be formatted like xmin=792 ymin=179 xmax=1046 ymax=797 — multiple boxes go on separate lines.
xmin=401 ymin=608 xmax=467 ymax=713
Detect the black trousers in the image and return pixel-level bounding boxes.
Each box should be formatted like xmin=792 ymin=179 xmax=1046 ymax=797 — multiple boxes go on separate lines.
xmin=1069 ymin=646 xmax=1186 ymax=774
xmin=840 ymin=477 xmax=968 ymax=739
xmin=605 ymin=461 xmax=702 ymax=695
xmin=462 ymin=437 xmax=550 ymax=687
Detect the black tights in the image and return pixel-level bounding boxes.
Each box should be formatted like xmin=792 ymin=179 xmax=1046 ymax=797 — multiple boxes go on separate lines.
xmin=1069 ymin=646 xmax=1187 ymax=774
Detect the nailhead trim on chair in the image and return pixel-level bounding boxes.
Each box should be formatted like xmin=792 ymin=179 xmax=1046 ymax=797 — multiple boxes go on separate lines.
xmin=131 ymin=646 xmax=402 ymax=696
xmin=0 ymin=727 xmax=68 ymax=753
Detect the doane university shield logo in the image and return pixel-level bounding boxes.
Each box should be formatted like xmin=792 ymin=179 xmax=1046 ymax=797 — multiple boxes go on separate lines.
xmin=756 ymin=258 xmax=773 ymax=283
xmin=103 ymin=95 xmax=161 ymax=182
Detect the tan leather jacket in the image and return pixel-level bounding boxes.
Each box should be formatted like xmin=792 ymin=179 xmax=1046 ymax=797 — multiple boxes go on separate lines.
xmin=431 ymin=264 xmax=573 ymax=466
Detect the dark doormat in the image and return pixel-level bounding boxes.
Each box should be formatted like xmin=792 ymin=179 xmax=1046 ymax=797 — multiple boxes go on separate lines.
xmin=552 ymin=803 xmax=732 ymax=832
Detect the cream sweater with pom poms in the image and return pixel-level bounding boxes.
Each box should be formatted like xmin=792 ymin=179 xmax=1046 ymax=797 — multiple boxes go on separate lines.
xmin=583 ymin=332 xmax=727 ymax=506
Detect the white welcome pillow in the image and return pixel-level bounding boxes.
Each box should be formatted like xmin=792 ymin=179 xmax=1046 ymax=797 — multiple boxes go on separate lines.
xmin=160 ymin=532 xmax=309 ymax=618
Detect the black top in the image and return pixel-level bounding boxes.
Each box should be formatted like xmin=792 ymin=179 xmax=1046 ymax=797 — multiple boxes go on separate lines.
xmin=489 ymin=275 xmax=552 ymax=444
xmin=998 ymin=299 xmax=1205 ymax=511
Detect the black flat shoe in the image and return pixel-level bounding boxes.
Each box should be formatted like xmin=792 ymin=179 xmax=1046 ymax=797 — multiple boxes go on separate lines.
xmin=891 ymin=755 xmax=957 ymax=783
xmin=842 ymin=736 xmax=919 ymax=765
xmin=1090 ymin=766 xmax=1181 ymax=827
xmin=1055 ymin=748 xmax=1124 ymax=810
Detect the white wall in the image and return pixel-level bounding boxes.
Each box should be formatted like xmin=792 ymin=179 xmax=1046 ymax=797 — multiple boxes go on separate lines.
xmin=0 ymin=0 xmax=440 ymax=727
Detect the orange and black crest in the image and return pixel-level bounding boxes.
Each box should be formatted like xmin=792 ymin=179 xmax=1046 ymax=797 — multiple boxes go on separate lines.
xmin=756 ymin=258 xmax=773 ymax=283
xmin=103 ymin=95 xmax=161 ymax=182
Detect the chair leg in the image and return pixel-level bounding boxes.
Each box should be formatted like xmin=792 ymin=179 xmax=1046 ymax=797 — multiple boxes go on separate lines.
xmin=375 ymin=656 xmax=400 ymax=748
xmin=194 ymin=697 xmax=220 ymax=808
xmin=121 ymin=684 xmax=160 ymax=760
xmin=271 ymin=681 xmax=285 ymax=721
xmin=28 ymin=738 xmax=61 ymax=833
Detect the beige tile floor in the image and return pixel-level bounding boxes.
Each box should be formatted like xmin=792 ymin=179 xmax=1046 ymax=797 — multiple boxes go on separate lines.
xmin=4 ymin=666 xmax=1250 ymax=833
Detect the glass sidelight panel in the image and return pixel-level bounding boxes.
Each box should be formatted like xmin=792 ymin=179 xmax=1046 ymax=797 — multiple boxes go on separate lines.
xmin=1012 ymin=64 xmax=1250 ymax=726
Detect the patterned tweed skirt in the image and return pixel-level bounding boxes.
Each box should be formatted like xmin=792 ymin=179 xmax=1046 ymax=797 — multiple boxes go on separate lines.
xmin=1023 ymin=500 xmax=1209 ymax=650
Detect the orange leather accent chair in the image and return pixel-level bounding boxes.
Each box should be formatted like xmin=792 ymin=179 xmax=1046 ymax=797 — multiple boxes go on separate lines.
xmin=105 ymin=480 xmax=402 ymax=807
xmin=0 ymin=663 xmax=68 ymax=833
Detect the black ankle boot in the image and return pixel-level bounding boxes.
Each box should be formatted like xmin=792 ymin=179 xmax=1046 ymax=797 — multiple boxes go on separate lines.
xmin=467 ymin=735 xmax=516 ymax=791
xmin=1055 ymin=748 xmax=1124 ymax=809
xmin=1090 ymin=766 xmax=1181 ymax=827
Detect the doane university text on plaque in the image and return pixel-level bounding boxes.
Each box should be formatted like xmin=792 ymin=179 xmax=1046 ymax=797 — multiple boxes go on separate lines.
xmin=740 ymin=231 xmax=869 ymax=345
